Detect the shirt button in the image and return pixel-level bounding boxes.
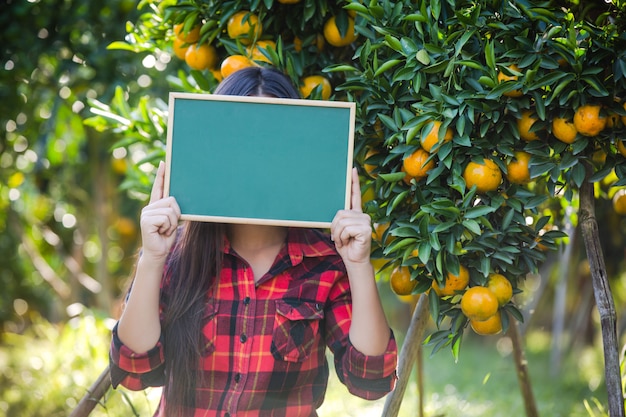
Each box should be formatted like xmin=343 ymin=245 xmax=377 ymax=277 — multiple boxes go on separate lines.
xmin=240 ymin=333 xmax=247 ymax=343
xmin=243 ymin=296 xmax=251 ymax=305
xmin=234 ymin=373 xmax=241 ymax=383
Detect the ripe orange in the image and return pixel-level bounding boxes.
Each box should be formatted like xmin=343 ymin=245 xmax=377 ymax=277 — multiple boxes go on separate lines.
xmin=294 ymin=34 xmax=325 ymax=52
xmin=506 ymin=151 xmax=532 ymax=185
xmin=617 ymin=139 xmax=626 ymax=157
xmin=173 ymin=23 xmax=201 ymax=43
xmin=613 ymin=189 xmax=626 ymax=215
xmin=486 ymin=273 xmax=513 ymax=306
xmin=470 ymin=313 xmax=502 ymax=335
xmin=220 ymin=55 xmax=254 ymax=79
xmin=622 ymin=102 xmax=626 ymax=126
xmin=460 ymin=286 xmax=499 ymax=321
xmin=248 ymin=40 xmax=276 ymax=63
xmin=363 ymin=148 xmax=379 ymax=178
xmin=227 ymin=11 xmax=262 ymax=45
xmin=372 ymin=222 xmax=393 ymax=245
xmin=463 ymin=158 xmax=502 ymax=193
xmin=403 ymin=148 xmax=434 ymax=179
xmin=210 ymin=68 xmax=223 ymax=82
xmin=518 ymin=110 xmax=540 ymax=141
xmin=552 ymin=117 xmax=578 ymax=144
xmin=497 ymin=64 xmax=523 ymax=98
xmin=173 ymin=37 xmax=190 ymax=60
xmin=431 ymin=265 xmax=469 ymax=297
xmin=323 ymin=16 xmax=358 ymax=47
xmin=185 ymin=44 xmax=218 ymax=70
xmin=390 ymin=266 xmax=417 ymax=296
xmin=573 ymin=104 xmax=607 ymax=137
xmin=606 ymin=112 xmax=622 ymax=129
xmin=300 ymin=75 xmax=332 ymax=100
xmin=420 ymin=120 xmax=453 ymax=153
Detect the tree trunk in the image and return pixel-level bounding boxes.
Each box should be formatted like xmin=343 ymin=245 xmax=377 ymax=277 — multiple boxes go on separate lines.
xmin=579 ymin=164 xmax=625 ymax=417
xmin=508 ymin=317 xmax=540 ymax=417
xmin=69 ymin=366 xmax=111 ymax=417
xmin=382 ymin=295 xmax=430 ymax=417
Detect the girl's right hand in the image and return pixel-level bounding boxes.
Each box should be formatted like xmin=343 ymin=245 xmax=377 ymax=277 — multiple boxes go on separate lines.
xmin=139 ymin=161 xmax=181 ymax=261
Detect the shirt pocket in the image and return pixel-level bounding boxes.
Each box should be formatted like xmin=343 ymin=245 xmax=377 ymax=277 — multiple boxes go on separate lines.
xmin=201 ymin=300 xmax=219 ymax=356
xmin=271 ymin=299 xmax=325 ymax=363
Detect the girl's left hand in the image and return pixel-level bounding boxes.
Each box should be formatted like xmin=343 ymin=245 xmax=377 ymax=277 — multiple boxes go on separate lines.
xmin=330 ymin=168 xmax=372 ymax=266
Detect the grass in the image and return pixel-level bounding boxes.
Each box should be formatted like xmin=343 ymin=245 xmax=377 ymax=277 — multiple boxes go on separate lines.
xmin=318 ymin=329 xmax=607 ymax=417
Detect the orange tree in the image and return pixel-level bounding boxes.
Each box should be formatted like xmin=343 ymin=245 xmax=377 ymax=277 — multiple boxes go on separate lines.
xmin=86 ymin=0 xmax=626 ymax=414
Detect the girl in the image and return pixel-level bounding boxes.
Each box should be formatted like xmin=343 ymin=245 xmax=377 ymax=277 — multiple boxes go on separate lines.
xmin=110 ymin=67 xmax=398 ymax=417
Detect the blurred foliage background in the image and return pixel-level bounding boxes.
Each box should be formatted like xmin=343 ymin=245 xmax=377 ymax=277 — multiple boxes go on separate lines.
xmin=1 ymin=0 xmax=626 ymax=415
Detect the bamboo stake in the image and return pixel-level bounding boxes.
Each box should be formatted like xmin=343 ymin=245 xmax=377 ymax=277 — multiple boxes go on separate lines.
xmin=69 ymin=366 xmax=111 ymax=417
xmin=382 ymin=295 xmax=430 ymax=417
xmin=579 ymin=164 xmax=625 ymax=417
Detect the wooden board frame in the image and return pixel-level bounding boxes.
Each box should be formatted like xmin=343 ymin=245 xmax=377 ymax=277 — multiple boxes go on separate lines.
xmin=164 ymin=93 xmax=356 ymax=228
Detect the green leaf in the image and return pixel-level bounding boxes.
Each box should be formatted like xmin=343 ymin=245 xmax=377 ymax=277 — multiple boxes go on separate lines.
xmin=379 ymin=172 xmax=407 ymax=182
xmin=464 ymin=205 xmax=497 ymax=219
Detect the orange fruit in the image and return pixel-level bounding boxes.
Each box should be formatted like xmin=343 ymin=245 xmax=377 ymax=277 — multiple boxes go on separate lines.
xmin=403 ymin=148 xmax=435 ymax=179
xmin=210 ymin=68 xmax=223 ymax=82
xmin=506 ymin=151 xmax=532 ymax=185
xmin=372 ymin=222 xmax=393 ymax=245
xmin=621 ymin=102 xmax=626 ymax=126
xmin=115 ymin=217 xmax=138 ymax=238
xmin=173 ymin=37 xmax=190 ymax=60
xmin=617 ymin=139 xmax=626 ymax=157
xmin=227 ymin=11 xmax=262 ymax=45
xmin=463 ymin=158 xmax=502 ymax=193
xmin=613 ymin=189 xmax=626 ymax=215
xmin=248 ymin=40 xmax=276 ymax=64
xmin=552 ymin=117 xmax=578 ymax=144
xmin=420 ymin=120 xmax=453 ymax=153
xmin=173 ymin=23 xmax=200 ymax=43
xmin=371 ymin=257 xmax=388 ymax=273
xmin=431 ymin=265 xmax=470 ymax=297
xmin=363 ymin=148 xmax=379 ymax=178
xmin=300 ymin=75 xmax=332 ymax=100
xmin=497 ymin=64 xmax=523 ymax=98
xmin=606 ymin=112 xmax=622 ymax=129
xmin=185 ymin=43 xmax=218 ymax=70
xmin=323 ymin=16 xmax=358 ymax=47
xmin=390 ymin=266 xmax=417 ymax=296
xmin=518 ymin=110 xmax=540 ymax=141
xmin=470 ymin=313 xmax=502 ymax=335
xmin=486 ymin=273 xmax=513 ymax=306
xmin=220 ymin=55 xmax=254 ymax=79
xmin=460 ymin=286 xmax=499 ymax=321
xmin=573 ymin=104 xmax=607 ymax=137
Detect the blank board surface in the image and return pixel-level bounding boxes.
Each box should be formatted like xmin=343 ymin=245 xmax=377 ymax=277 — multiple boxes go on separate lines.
xmin=164 ymin=93 xmax=355 ymax=227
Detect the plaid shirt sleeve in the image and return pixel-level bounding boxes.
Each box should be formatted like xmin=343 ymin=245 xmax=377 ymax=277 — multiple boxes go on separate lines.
xmin=324 ymin=264 xmax=398 ymax=400
xmin=109 ymin=322 xmax=166 ymax=390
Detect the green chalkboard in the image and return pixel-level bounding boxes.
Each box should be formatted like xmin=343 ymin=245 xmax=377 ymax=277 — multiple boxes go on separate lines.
xmin=164 ymin=93 xmax=355 ymax=227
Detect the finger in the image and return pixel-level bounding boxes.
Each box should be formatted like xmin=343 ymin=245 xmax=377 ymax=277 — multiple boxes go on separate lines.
xmin=350 ymin=167 xmax=363 ymax=212
xmin=149 ymin=161 xmax=166 ymax=204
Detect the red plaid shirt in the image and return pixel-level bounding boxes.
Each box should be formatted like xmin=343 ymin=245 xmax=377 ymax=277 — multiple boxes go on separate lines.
xmin=110 ymin=228 xmax=398 ymax=417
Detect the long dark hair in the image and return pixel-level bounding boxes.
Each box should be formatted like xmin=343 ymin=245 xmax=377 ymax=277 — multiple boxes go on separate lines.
xmin=162 ymin=66 xmax=299 ymax=416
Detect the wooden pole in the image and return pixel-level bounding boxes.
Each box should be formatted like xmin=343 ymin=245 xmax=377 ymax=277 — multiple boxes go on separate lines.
xmin=69 ymin=366 xmax=111 ymax=417
xmin=382 ymin=295 xmax=430 ymax=417
xmin=579 ymin=163 xmax=625 ymax=417
xmin=508 ymin=317 xmax=539 ymax=417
